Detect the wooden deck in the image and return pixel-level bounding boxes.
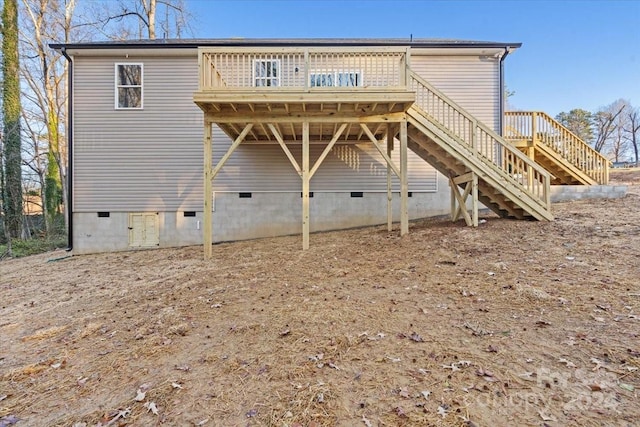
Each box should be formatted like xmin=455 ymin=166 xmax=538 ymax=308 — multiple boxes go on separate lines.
xmin=194 ymin=89 xmax=416 ymax=142
xmin=194 ymin=46 xmax=554 ymax=259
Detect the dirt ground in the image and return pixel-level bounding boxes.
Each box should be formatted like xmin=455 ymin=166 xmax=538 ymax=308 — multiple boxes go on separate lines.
xmin=1 ymin=170 xmax=640 ymax=427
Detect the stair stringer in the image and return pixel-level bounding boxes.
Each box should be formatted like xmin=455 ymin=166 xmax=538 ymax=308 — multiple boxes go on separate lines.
xmin=406 ymin=107 xmax=553 ymax=222
xmin=524 ymin=142 xmax=597 ymax=185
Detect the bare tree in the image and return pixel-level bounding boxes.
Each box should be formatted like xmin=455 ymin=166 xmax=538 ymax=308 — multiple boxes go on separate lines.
xmin=593 ymin=100 xmax=626 ymax=154
xmin=20 ymin=0 xmax=79 ymax=234
xmin=624 ymin=106 xmax=640 ymax=167
xmin=608 ymin=109 xmax=630 ymax=162
xmin=94 ymin=0 xmax=193 ymax=40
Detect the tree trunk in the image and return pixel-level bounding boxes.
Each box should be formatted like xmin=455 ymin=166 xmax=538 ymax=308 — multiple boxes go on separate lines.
xmin=2 ymin=0 xmax=24 ymax=239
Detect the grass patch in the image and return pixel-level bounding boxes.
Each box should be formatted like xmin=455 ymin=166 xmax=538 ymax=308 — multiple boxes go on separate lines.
xmin=0 ymin=234 xmax=67 ymax=258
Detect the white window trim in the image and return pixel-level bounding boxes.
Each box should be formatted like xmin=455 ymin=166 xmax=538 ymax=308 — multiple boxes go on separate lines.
xmin=115 ymin=63 xmax=144 ymax=110
xmin=309 ymin=70 xmax=363 ymax=87
xmin=253 ymin=59 xmax=280 ymax=87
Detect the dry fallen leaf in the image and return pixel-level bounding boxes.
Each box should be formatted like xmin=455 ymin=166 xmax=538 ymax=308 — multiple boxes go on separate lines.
xmin=558 ymin=358 xmax=576 ymax=368
xmin=171 ymin=382 xmax=183 ymax=389
xmin=144 ymin=401 xmax=159 ymax=415
xmin=437 ymin=404 xmax=448 ymax=418
xmin=0 ymin=415 xmax=20 ymax=427
xmin=361 ymin=415 xmax=373 ymax=427
xmin=409 ymin=332 xmax=424 ymax=342
xmin=134 ymin=389 xmax=146 ymax=402
xmin=538 ymin=410 xmax=556 ymax=422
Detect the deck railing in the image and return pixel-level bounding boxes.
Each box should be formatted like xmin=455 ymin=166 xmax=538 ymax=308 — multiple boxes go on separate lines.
xmin=408 ymin=71 xmax=552 ymax=209
xmin=198 ymin=47 xmax=408 ymax=91
xmin=504 ymin=111 xmax=610 ymax=184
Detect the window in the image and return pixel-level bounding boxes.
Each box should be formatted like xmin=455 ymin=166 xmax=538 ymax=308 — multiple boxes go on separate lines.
xmin=115 ymin=63 xmax=143 ymax=109
xmin=310 ymin=73 xmax=335 ymax=87
xmin=310 ymin=71 xmax=362 ymax=87
xmin=254 ymin=60 xmax=279 ymax=87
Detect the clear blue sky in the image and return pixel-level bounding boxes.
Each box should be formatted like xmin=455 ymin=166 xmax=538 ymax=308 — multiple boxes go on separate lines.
xmin=187 ymin=0 xmax=639 ymax=117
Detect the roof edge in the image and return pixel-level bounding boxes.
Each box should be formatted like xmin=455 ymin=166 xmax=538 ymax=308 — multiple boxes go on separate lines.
xmin=50 ymin=38 xmax=522 ymax=51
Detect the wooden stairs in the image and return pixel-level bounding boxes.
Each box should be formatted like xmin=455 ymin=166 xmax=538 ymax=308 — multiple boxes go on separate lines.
xmin=406 ymin=70 xmax=553 ymax=223
xmin=504 ymin=111 xmax=610 ymax=185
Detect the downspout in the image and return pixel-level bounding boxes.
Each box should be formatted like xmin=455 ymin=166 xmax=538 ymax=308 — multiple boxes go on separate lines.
xmin=61 ymin=47 xmax=73 ymax=251
xmin=499 ymin=47 xmax=511 ymax=136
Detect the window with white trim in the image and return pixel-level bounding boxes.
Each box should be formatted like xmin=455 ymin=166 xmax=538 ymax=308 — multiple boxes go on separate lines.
xmin=310 ymin=71 xmax=362 ymax=87
xmin=115 ymin=63 xmax=143 ymax=109
xmin=254 ymin=59 xmax=280 ymax=87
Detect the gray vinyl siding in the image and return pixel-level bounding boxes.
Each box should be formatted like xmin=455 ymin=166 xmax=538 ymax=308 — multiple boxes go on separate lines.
xmin=73 ymin=49 xmax=499 ymax=212
xmin=74 ymin=56 xmax=204 ymax=212
xmin=410 ymin=54 xmax=500 ymax=131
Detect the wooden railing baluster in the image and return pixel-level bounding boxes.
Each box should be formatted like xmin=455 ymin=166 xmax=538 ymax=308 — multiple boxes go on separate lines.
xmin=504 ymin=111 xmax=610 ymax=184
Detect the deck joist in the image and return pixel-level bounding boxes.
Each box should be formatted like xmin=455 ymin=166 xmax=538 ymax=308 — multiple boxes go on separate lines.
xmin=195 ymin=89 xmax=415 ymax=142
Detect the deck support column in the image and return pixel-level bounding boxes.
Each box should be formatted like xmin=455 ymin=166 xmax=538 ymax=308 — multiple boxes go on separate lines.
xmin=399 ymin=118 xmax=409 ymax=236
xmin=302 ymin=122 xmax=310 ymax=250
xmin=203 ymin=120 xmax=213 ymax=259
xmin=386 ymin=124 xmax=394 ymax=231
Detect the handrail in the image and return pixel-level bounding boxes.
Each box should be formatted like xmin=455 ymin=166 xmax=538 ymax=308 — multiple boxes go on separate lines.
xmin=504 ymin=111 xmax=610 ymax=184
xmin=407 ymin=70 xmax=552 ymax=210
xmin=198 ymin=46 xmax=408 ymax=91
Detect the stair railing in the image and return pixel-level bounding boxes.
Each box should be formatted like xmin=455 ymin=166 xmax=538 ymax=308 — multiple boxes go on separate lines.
xmin=504 ymin=111 xmax=610 ymax=184
xmin=407 ymin=70 xmax=552 ymax=210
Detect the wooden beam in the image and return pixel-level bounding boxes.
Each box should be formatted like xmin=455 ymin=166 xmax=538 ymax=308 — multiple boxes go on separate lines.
xmin=203 ymin=120 xmax=213 ymax=259
xmin=211 ymin=124 xmax=253 ymax=180
xmin=386 ymin=123 xmax=394 ymax=232
xmin=302 ymin=122 xmax=310 ymax=250
xmin=309 ymin=123 xmax=348 ymax=179
xmin=260 ymin=123 xmax=271 ymax=141
xmin=268 ymin=123 xmax=302 ymax=177
xmin=290 ymin=123 xmax=296 ymax=141
xmin=452 ymin=172 xmax=475 ymax=185
xmin=359 ymin=123 xmax=401 ymax=177
xmin=344 ymin=123 xmax=352 ymax=141
xmin=400 ymin=119 xmax=409 ymax=236
xmin=199 ymin=111 xmax=408 ymax=124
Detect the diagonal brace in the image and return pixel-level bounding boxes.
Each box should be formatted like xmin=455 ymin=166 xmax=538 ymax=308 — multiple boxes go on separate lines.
xmin=359 ymin=123 xmax=400 ymax=177
xmin=269 ymin=123 xmax=302 ymax=177
xmin=309 ymin=123 xmax=348 ymax=179
xmin=211 ymin=124 xmax=253 ymax=180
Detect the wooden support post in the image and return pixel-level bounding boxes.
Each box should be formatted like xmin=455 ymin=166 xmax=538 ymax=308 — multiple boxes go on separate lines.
xmin=302 ymin=122 xmax=310 ymax=250
xmin=203 ymin=120 xmax=213 ymax=259
xmin=450 ymin=178 xmax=456 ymax=222
xmin=471 ymin=172 xmax=478 ymax=227
xmin=399 ymin=118 xmax=409 ymax=236
xmin=386 ymin=124 xmax=394 ymax=232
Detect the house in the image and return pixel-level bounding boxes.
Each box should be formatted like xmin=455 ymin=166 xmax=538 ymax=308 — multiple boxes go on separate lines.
xmin=51 ymin=38 xmax=607 ymax=257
